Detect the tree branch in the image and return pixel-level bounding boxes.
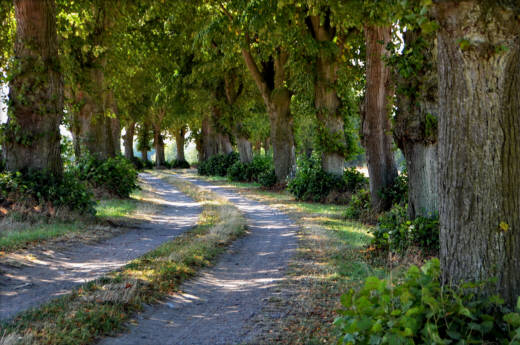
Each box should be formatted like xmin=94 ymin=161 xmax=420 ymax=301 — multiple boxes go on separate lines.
xmin=241 ymin=34 xmax=270 ymax=102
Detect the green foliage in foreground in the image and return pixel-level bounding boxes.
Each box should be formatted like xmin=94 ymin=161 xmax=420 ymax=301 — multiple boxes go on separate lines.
xmin=335 ymin=258 xmax=520 ymax=345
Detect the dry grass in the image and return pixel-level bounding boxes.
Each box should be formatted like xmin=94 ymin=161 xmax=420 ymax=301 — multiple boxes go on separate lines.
xmin=0 ymin=173 xmax=246 ymax=345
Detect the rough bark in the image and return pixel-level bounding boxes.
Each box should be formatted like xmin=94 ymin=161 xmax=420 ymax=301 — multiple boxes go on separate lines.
xmin=123 ymin=121 xmax=135 ymax=161
xmin=242 ymin=47 xmax=295 ymax=182
xmin=140 ymin=148 xmax=148 ymax=163
xmin=153 ymin=128 xmax=165 ymax=168
xmin=263 ymin=137 xmax=270 ymax=153
xmin=362 ymin=25 xmax=398 ymax=212
xmin=5 ymin=0 xmax=63 ymax=174
xmin=174 ymin=126 xmax=186 ymax=162
xmin=394 ymin=30 xmax=439 ymax=219
xmin=309 ymin=15 xmax=345 ymax=176
xmin=219 ymin=133 xmax=233 ymax=155
xmin=434 ymin=1 xmax=520 ymax=306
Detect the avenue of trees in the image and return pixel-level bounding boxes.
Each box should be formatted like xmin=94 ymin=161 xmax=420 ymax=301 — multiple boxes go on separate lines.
xmin=1 ymin=0 xmax=520 ymax=332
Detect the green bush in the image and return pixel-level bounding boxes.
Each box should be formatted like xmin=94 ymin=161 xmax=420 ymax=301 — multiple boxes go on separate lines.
xmin=228 ymin=161 xmax=250 ymax=182
xmin=227 ymin=155 xmax=273 ymax=183
xmin=335 ymin=258 xmax=520 ymax=345
xmin=381 ymin=171 xmax=408 ymax=206
xmin=343 ymin=167 xmax=368 ymax=192
xmin=344 ymin=189 xmax=371 ymax=221
xmin=0 ymin=170 xmax=95 ymax=214
xmin=258 ymin=168 xmax=277 ymax=188
xmin=75 ymin=155 xmax=138 ymax=198
xmin=288 ymin=156 xmax=345 ymax=202
xmin=197 ymin=153 xmax=239 ymax=177
xmin=171 ymin=159 xmax=190 ymax=169
xmin=372 ymin=205 xmax=439 ymax=254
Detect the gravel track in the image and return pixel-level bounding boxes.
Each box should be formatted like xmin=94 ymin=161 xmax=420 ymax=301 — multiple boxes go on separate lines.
xmin=99 ymin=174 xmax=298 ymax=345
xmin=0 ymin=173 xmax=201 ymax=321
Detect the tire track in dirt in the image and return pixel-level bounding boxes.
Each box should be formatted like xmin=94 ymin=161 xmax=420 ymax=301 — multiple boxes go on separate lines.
xmin=0 ymin=173 xmax=201 ymax=321
xmin=99 ymin=174 xmax=298 ymax=345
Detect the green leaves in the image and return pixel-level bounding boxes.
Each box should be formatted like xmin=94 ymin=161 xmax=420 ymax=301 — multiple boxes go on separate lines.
xmin=336 ymin=258 xmax=520 ymax=345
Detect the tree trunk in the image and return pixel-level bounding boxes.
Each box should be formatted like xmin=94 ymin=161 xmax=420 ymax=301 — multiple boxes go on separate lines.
xmin=174 ymin=126 xmax=186 ymax=162
xmin=435 ymin=1 xmax=520 ymax=306
xmin=201 ymin=113 xmax=219 ymax=161
xmin=153 ymin=128 xmax=165 ymax=168
xmin=5 ymin=0 xmax=63 ymax=174
xmin=140 ymin=148 xmax=148 ymax=163
xmin=362 ymin=25 xmax=398 ymax=212
xmin=123 ymin=121 xmax=135 ymax=161
xmin=237 ymin=136 xmax=253 ymax=163
xmin=263 ymin=137 xmax=270 ymax=153
xmin=242 ymin=47 xmax=295 ymax=183
xmin=106 ymin=90 xmax=121 ymax=156
xmin=219 ymin=133 xmax=233 ymax=155
xmin=76 ymin=68 xmax=112 ymax=160
xmin=310 ymin=15 xmax=345 ymax=176
xmin=269 ymin=87 xmax=295 ymax=182
xmin=394 ymin=30 xmax=439 ymax=219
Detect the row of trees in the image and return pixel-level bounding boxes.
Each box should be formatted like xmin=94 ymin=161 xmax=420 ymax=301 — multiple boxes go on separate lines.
xmin=1 ymin=0 xmax=519 ymax=306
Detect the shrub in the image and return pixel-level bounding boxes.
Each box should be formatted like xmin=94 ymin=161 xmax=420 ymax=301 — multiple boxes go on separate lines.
xmin=227 ymin=155 xmax=273 ymax=183
xmin=0 ymin=170 xmax=95 ymax=215
xmin=258 ymin=168 xmax=277 ymax=188
xmin=288 ymin=156 xmax=345 ymax=202
xmin=373 ymin=205 xmax=439 ymax=254
xmin=197 ymin=153 xmax=239 ymax=177
xmin=171 ymin=159 xmax=190 ymax=169
xmin=343 ymin=167 xmax=368 ymax=192
xmin=75 ymin=155 xmax=138 ymax=198
xmin=335 ymin=258 xmax=520 ymax=345
xmin=227 ymin=161 xmax=250 ymax=182
xmin=381 ymin=171 xmax=408 ymax=206
xmin=130 ymin=157 xmax=145 ymax=170
xmin=0 ymin=158 xmax=5 ymax=172
xmin=344 ymin=189 xmax=371 ymax=221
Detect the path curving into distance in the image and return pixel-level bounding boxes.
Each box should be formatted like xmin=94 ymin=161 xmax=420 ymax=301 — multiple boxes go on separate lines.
xmin=0 ymin=173 xmax=202 ymax=321
xmin=100 ymin=173 xmax=298 ymax=345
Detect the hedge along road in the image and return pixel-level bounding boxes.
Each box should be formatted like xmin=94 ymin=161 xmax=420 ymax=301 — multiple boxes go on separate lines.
xmin=99 ymin=173 xmax=298 ymax=345
xmin=0 ymin=173 xmax=202 ymax=321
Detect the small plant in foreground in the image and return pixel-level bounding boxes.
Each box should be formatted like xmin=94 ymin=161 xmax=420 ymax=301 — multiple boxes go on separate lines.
xmin=335 ymin=258 xmax=520 ymax=345
xmin=258 ymin=168 xmax=277 ymax=188
xmin=344 ymin=188 xmax=372 ymax=222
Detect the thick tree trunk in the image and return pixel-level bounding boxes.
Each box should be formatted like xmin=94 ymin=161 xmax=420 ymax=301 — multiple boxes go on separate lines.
xmin=237 ymin=136 xmax=253 ymax=163
xmin=106 ymin=91 xmax=121 ymax=156
xmin=201 ymin=114 xmax=219 ymax=161
xmin=394 ymin=30 xmax=439 ymax=219
xmin=435 ymin=1 xmax=520 ymax=306
xmin=362 ymin=25 xmax=398 ymax=212
xmin=123 ymin=121 xmax=135 ymax=161
xmin=268 ymin=88 xmax=295 ymax=182
xmin=76 ymin=68 xmax=112 ymax=160
xmin=153 ymin=128 xmax=165 ymax=168
xmin=219 ymin=133 xmax=233 ymax=155
xmin=310 ymin=15 xmax=345 ymax=176
xmin=5 ymin=0 xmax=63 ymax=174
xmin=174 ymin=127 xmax=186 ymax=162
xmin=242 ymin=47 xmax=295 ymax=183
xmin=140 ymin=148 xmax=148 ymax=163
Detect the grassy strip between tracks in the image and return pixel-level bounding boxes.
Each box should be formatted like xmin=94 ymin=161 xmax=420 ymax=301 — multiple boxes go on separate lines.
xmin=0 ymin=173 xmax=246 ymax=345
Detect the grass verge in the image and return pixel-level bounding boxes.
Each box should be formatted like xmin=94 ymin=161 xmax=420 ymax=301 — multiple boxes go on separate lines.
xmin=0 ymin=173 xmax=246 ymax=345
xmin=0 ymin=184 xmax=161 ymax=254
xmin=175 ymin=170 xmax=382 ymax=344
